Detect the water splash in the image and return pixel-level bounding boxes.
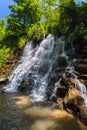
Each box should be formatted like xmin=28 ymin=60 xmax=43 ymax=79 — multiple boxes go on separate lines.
xmin=4 ymin=41 xmax=34 ymax=92
xmin=75 ymin=79 xmax=87 ymax=94
xmin=74 ymin=78 xmax=87 ymax=106
xmin=4 ymin=34 xmax=87 ymax=103
xmin=4 ymin=35 xmax=55 ymax=101
xmin=65 ymin=67 xmax=87 ymax=106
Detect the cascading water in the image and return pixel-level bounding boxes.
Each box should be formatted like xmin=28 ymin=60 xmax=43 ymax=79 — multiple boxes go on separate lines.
xmin=4 ymin=34 xmax=56 ymax=101
xmin=4 ymin=34 xmax=87 ymax=103
xmin=44 ymin=37 xmax=87 ymax=107
xmin=67 ymin=67 xmax=87 ymax=106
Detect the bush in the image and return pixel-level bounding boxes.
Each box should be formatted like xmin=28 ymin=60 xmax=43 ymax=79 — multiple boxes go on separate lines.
xmin=27 ymin=23 xmax=47 ymax=42
xmin=0 ymin=46 xmax=10 ymax=68
xmin=69 ymin=23 xmax=87 ymax=41
xmin=18 ymin=37 xmax=27 ymax=48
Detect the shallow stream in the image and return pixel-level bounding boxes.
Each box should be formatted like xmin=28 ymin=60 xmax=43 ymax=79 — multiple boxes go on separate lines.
xmin=0 ymin=93 xmax=87 ymax=130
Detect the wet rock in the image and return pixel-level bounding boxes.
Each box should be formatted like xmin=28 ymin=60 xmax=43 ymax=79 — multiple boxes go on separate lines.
xmin=0 ymin=77 xmax=9 ymax=85
xmin=49 ymin=74 xmax=59 ymax=83
xmin=11 ymin=127 xmax=18 ymax=130
xmin=52 ymin=56 xmax=68 ymax=70
xmin=49 ymin=94 xmax=64 ymax=110
xmin=75 ymin=59 xmax=87 ymax=64
xmin=75 ymin=64 xmax=87 ymax=74
xmin=63 ymin=88 xmax=81 ymax=116
xmin=46 ymin=85 xmax=54 ymax=98
xmin=80 ymin=74 xmax=87 ymax=80
xmin=18 ymin=77 xmax=34 ymax=93
xmin=46 ymin=73 xmax=62 ymax=98
xmin=39 ymin=64 xmax=49 ymax=74
xmin=49 ymin=94 xmax=58 ymax=103
xmin=73 ymin=37 xmax=87 ymax=58
xmin=63 ymin=87 xmax=87 ymax=125
xmin=79 ymin=106 xmax=87 ymax=125
xmin=56 ymin=85 xmax=68 ymax=98
xmin=5 ymin=61 xmax=13 ymax=65
xmin=57 ymin=56 xmax=68 ymax=67
xmin=0 ymin=77 xmax=9 ymax=92
xmin=61 ymin=70 xmax=78 ymax=89
xmin=64 ymin=88 xmax=81 ymax=105
xmin=56 ymin=98 xmax=64 ymax=110
xmin=79 ymin=75 xmax=87 ymax=89
xmin=73 ymin=59 xmax=87 ymax=90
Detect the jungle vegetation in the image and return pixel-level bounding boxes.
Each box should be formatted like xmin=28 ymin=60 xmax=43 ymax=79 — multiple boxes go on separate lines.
xmin=0 ymin=0 xmax=87 ymax=74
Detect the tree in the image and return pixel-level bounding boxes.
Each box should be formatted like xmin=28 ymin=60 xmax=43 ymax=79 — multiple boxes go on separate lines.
xmin=0 ymin=19 xmax=6 ymax=41
xmin=7 ymin=0 xmax=42 ymax=36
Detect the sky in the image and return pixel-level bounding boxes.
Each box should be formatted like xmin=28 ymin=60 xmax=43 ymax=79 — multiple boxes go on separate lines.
xmin=0 ymin=0 xmax=14 ymax=19
xmin=0 ymin=0 xmax=86 ymax=19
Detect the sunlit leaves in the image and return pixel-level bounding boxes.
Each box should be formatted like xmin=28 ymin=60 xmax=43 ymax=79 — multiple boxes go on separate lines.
xmin=27 ymin=23 xmax=46 ymax=41
xmin=0 ymin=19 xmax=6 ymax=41
xmin=7 ymin=0 xmax=42 ymax=36
xmin=0 ymin=46 xmax=10 ymax=68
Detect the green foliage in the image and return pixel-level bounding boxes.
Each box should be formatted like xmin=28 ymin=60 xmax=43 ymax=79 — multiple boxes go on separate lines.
xmin=69 ymin=23 xmax=87 ymax=41
xmin=62 ymin=1 xmax=87 ymax=34
xmin=7 ymin=0 xmax=42 ymax=36
xmin=27 ymin=23 xmax=47 ymax=42
xmin=0 ymin=0 xmax=87 ymax=71
xmin=41 ymin=0 xmax=61 ymax=35
xmin=0 ymin=46 xmax=10 ymax=68
xmin=61 ymin=1 xmax=87 ymax=42
xmin=6 ymin=17 xmax=23 ymax=36
xmin=18 ymin=37 xmax=27 ymax=48
xmin=44 ymin=10 xmax=60 ymax=35
xmin=0 ymin=19 xmax=6 ymax=41
xmin=7 ymin=0 xmax=87 ymax=41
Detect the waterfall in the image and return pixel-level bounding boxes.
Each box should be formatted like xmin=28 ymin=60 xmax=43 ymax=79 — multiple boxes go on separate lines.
xmin=4 ymin=34 xmax=87 ymax=103
xmin=50 ymin=39 xmax=87 ymax=106
xmin=4 ymin=34 xmax=56 ymax=101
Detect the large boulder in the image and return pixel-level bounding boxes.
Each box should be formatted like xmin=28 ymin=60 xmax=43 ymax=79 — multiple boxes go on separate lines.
xmin=73 ymin=59 xmax=87 ymax=91
xmin=0 ymin=77 xmax=9 ymax=85
xmin=64 ymin=88 xmax=83 ymax=106
xmin=64 ymin=87 xmax=87 ymax=125
xmin=55 ymin=85 xmax=68 ymax=98
xmin=79 ymin=106 xmax=87 ymax=125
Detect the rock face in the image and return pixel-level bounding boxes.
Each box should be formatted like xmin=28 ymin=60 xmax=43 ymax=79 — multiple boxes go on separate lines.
xmin=73 ymin=37 xmax=87 ymax=86
xmin=56 ymin=85 xmax=68 ymax=98
xmin=73 ymin=37 xmax=87 ymax=58
xmin=0 ymin=77 xmax=9 ymax=92
xmin=48 ymin=68 xmax=87 ymax=125
xmin=63 ymin=87 xmax=87 ymax=125
xmin=72 ymin=42 xmax=87 ymax=125
xmin=1 ymin=36 xmax=87 ymax=125
xmin=18 ymin=77 xmax=34 ymax=94
xmin=74 ymin=59 xmax=87 ymax=90
xmin=47 ymin=38 xmax=87 ymax=125
xmin=74 ymin=59 xmax=87 ymax=74
xmin=64 ymin=88 xmax=82 ymax=115
xmin=0 ymin=77 xmax=9 ymax=85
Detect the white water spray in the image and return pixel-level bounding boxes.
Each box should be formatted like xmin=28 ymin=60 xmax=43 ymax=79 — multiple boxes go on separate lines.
xmin=4 ymin=35 xmax=56 ymax=101
xmin=4 ymin=34 xmax=87 ymax=103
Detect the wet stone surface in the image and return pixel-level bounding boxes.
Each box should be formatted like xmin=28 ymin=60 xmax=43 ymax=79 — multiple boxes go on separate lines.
xmin=0 ymin=93 xmax=87 ymax=130
xmin=0 ymin=93 xmax=31 ymax=130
